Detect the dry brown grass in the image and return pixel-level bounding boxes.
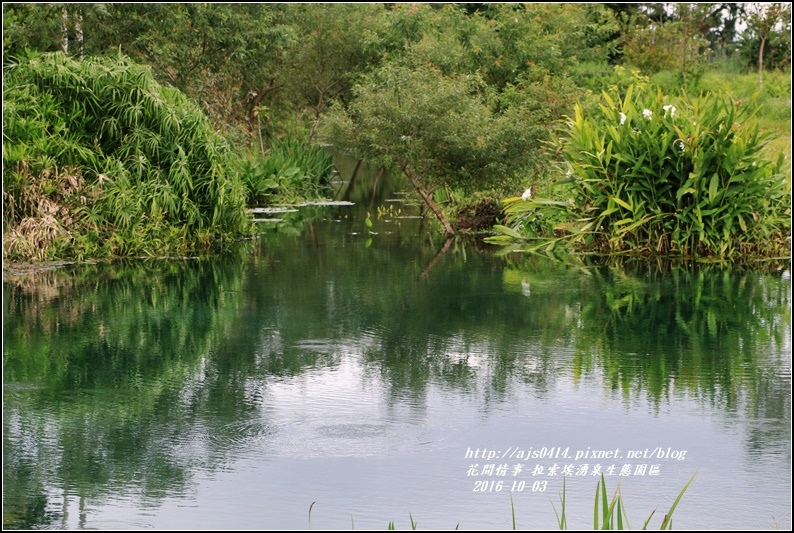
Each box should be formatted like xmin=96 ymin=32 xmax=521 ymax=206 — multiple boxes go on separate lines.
xmin=3 ymin=166 xmax=91 ymax=261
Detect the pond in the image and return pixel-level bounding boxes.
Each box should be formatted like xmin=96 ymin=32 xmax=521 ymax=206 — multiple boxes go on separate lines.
xmin=3 ymin=164 xmax=791 ymax=530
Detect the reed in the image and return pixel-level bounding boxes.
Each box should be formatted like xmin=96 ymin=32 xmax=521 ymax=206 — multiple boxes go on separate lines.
xmin=327 ymin=473 xmax=696 ymax=530
xmin=551 ymin=472 xmax=697 ymax=530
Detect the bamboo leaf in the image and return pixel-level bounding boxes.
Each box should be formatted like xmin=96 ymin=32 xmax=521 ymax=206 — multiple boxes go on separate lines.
xmin=708 ymin=173 xmax=719 ymax=205
xmin=612 ymin=196 xmax=633 ymax=212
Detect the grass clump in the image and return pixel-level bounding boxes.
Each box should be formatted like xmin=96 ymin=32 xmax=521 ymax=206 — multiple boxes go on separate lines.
xmin=238 ymin=135 xmax=335 ymax=206
xmin=3 ymin=51 xmax=251 ymax=261
xmin=551 ymin=472 xmax=696 ymax=530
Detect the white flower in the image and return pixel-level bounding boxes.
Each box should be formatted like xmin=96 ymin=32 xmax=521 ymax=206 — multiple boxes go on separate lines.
xmin=619 ymin=112 xmax=627 ymax=125
xmin=642 ymin=109 xmax=653 ymax=120
xmin=663 ymin=105 xmax=676 ymax=118
xmin=676 ymin=139 xmax=685 ymax=151
xmin=522 ymin=188 xmax=532 ymax=201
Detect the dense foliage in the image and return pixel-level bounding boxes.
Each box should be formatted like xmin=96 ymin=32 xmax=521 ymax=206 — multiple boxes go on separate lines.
xmin=3 ymin=52 xmax=250 ymax=260
xmin=2 ymin=3 xmax=791 ymax=260
xmin=321 ymin=4 xmax=604 ymax=234
xmin=490 ymin=83 xmax=790 ymax=258
xmin=240 ymin=136 xmax=334 ymax=206
xmin=563 ymin=84 xmax=790 ymax=257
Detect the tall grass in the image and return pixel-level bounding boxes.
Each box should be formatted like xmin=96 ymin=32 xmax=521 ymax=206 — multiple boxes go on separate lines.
xmin=3 ymin=51 xmax=251 ymax=260
xmin=552 ymin=472 xmax=696 ymax=530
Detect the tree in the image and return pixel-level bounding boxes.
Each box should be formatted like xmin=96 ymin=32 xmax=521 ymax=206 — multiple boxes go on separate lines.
xmin=621 ymin=4 xmax=712 ymax=84
xmin=3 ymin=3 xmax=66 ymax=59
xmin=745 ymin=3 xmax=791 ymax=90
xmin=88 ymin=4 xmax=293 ymax=135
xmin=321 ymin=64 xmax=562 ymax=236
xmin=277 ymin=4 xmax=386 ymax=141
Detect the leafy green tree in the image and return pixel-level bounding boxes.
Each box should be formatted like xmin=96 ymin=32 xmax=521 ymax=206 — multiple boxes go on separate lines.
xmin=3 ymin=3 xmax=59 ymax=57
xmin=88 ymin=4 xmax=293 ymax=135
xmin=700 ymin=3 xmax=746 ymax=58
xmin=277 ymin=4 xmax=387 ymax=141
xmin=743 ymin=3 xmax=791 ymax=90
xmin=378 ymin=3 xmax=618 ymax=90
xmin=3 ymin=4 xmax=295 ymax=136
xmin=322 ymin=64 xmax=562 ymax=235
xmin=320 ymin=3 xmax=620 ymax=235
xmin=621 ymin=3 xmax=712 ymax=85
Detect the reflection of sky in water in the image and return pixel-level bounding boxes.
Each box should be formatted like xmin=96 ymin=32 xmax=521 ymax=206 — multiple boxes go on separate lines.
xmin=3 ymin=221 xmax=790 ymax=530
xmin=38 ymin=338 xmax=789 ymax=531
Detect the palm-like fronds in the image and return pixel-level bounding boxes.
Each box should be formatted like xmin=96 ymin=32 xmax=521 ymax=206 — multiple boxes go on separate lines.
xmin=3 ymin=51 xmax=252 ymax=260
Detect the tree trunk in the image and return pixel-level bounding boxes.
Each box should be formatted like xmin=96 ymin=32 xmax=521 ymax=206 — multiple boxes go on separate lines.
xmin=75 ymin=8 xmax=83 ymax=57
xmin=343 ymin=159 xmax=363 ymax=201
xmin=420 ymin=236 xmax=454 ymax=279
xmin=61 ymin=6 xmax=69 ymax=54
xmin=402 ymin=166 xmax=455 ymax=236
xmin=758 ymin=35 xmax=766 ymax=91
xmin=368 ymin=166 xmax=385 ymax=210
xmin=248 ymin=79 xmax=278 ymax=121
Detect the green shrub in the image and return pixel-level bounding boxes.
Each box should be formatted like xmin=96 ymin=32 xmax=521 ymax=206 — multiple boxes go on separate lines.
xmin=554 ymin=84 xmax=790 ymax=258
xmin=491 ymin=83 xmax=790 ymax=259
xmin=3 ymin=51 xmax=251 ymax=260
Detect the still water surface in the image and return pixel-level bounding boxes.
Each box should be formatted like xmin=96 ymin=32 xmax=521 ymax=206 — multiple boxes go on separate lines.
xmin=3 ymin=174 xmax=791 ymax=530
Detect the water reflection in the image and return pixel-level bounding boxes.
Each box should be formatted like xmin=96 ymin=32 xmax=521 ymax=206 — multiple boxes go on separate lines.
xmin=3 ymin=210 xmax=791 ymax=529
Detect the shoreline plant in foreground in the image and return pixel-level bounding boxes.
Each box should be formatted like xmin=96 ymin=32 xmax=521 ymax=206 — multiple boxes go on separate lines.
xmin=550 ymin=472 xmax=696 ymax=530
xmin=312 ymin=472 xmax=697 ymax=530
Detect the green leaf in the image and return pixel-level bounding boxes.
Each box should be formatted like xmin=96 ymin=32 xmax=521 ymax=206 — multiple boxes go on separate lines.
xmin=612 ymin=196 xmax=633 ymax=212
xmin=708 ymin=173 xmax=719 ymax=205
xmin=613 ymin=218 xmax=635 ymax=227
xmin=491 ymin=224 xmax=524 ymax=240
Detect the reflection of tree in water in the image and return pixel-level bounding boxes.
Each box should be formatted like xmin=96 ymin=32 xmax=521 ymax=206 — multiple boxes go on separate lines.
xmin=3 ymin=235 xmax=790 ymax=528
xmin=494 ymin=257 xmax=791 ymax=462
xmin=244 ymin=227 xmax=791 ymax=428
xmin=566 ymin=264 xmax=789 ymax=409
xmin=3 ymin=253 xmax=257 ymax=528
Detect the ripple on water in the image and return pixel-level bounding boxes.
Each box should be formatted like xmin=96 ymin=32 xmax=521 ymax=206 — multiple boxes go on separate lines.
xmin=204 ymin=420 xmax=278 ymax=449
xmin=258 ymin=418 xmax=451 ymax=460
xmin=292 ymin=339 xmax=337 ymax=352
xmin=315 ymin=423 xmax=387 ymax=439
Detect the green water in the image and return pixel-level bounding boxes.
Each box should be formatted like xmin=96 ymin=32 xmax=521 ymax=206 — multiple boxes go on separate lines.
xmin=3 ymin=172 xmax=791 ymax=530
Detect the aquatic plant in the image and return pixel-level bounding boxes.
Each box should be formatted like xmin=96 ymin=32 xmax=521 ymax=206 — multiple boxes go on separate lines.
xmin=550 ymin=472 xmax=696 ymax=530
xmin=238 ymin=135 xmax=335 ymax=206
